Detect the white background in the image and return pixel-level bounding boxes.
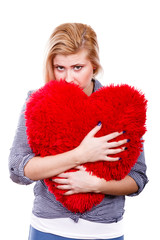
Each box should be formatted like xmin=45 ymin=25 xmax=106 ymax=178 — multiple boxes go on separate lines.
xmin=0 ymin=0 xmax=160 ymax=239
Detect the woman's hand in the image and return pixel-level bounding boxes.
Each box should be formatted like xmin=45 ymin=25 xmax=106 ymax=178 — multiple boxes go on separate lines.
xmin=76 ymin=122 xmax=128 ymax=164
xmin=52 ymin=123 xmax=132 ymax=196
xmin=53 ymin=166 xmax=100 ymax=195
xmin=53 ymin=166 xmax=138 ymax=196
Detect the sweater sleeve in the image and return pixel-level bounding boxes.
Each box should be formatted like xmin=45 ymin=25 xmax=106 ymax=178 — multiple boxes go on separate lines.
xmin=128 ymin=144 xmax=148 ymax=196
xmin=8 ymin=91 xmax=35 ymax=185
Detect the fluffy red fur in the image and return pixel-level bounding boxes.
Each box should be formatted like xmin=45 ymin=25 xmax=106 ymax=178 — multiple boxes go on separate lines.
xmin=25 ymin=80 xmax=147 ymax=213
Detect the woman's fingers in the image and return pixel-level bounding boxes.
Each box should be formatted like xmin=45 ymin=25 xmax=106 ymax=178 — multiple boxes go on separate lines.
xmin=105 ymin=156 xmax=121 ymax=161
xmin=106 ymin=147 xmax=126 ymax=155
xmin=53 ymin=177 xmax=68 ymax=184
xmin=88 ymin=123 xmax=127 ymax=144
xmin=56 ymin=184 xmax=71 ymax=190
xmin=107 ymin=139 xmax=128 ymax=148
xmin=64 ymin=190 xmax=74 ymax=195
xmin=87 ymin=122 xmax=102 ymax=137
xmin=56 ymin=172 xmax=69 ymax=178
xmin=101 ymin=131 xmax=124 ymax=142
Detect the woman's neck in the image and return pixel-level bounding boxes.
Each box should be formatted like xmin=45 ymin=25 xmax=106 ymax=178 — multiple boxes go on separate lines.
xmin=83 ymin=80 xmax=94 ymax=96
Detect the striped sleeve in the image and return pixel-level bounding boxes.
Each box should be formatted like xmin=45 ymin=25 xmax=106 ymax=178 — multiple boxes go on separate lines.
xmin=8 ymin=91 xmax=35 ymax=185
xmin=128 ymin=145 xmax=148 ymax=196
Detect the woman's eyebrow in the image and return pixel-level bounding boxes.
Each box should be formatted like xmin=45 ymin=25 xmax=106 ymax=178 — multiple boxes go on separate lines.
xmin=53 ymin=63 xmax=85 ymax=67
xmin=53 ymin=64 xmax=64 ymax=67
xmin=71 ymin=63 xmax=85 ymax=67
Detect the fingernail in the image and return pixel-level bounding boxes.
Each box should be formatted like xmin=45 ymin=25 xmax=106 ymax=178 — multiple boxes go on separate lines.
xmin=127 ymin=139 xmax=130 ymax=142
xmin=97 ymin=121 xmax=102 ymax=126
xmin=124 ymin=147 xmax=128 ymax=150
xmin=123 ymin=130 xmax=126 ymax=134
xmin=119 ymin=157 xmax=122 ymax=160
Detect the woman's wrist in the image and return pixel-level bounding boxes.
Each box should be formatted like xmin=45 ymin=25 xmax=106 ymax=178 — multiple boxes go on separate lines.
xmin=74 ymin=145 xmax=86 ymax=165
xmin=93 ymin=177 xmax=106 ymax=193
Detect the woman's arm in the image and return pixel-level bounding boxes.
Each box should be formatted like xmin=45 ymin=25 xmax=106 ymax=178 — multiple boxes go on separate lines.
xmin=24 ymin=125 xmax=127 ymax=181
xmin=53 ymin=147 xmax=148 ymax=196
xmin=9 ymin=92 xmax=127 ymax=183
xmin=24 ymin=148 xmax=80 ymax=181
xmin=9 ymin=92 xmax=35 ymax=185
xmin=53 ymin=166 xmax=138 ymax=196
xmin=96 ymin=175 xmax=138 ymax=195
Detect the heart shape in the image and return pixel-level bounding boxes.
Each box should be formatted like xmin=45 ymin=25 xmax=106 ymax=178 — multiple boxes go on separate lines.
xmin=25 ymin=80 xmax=147 ymax=213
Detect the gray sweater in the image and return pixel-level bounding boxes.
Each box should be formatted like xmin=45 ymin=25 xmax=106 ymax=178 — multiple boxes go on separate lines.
xmin=8 ymin=80 xmax=148 ymax=223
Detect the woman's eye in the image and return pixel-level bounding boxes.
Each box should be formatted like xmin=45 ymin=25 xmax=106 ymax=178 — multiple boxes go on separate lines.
xmin=56 ymin=66 xmax=64 ymax=71
xmin=74 ymin=66 xmax=82 ymax=71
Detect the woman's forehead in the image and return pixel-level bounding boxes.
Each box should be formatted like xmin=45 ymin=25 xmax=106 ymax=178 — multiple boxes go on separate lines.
xmin=53 ymin=49 xmax=89 ymax=66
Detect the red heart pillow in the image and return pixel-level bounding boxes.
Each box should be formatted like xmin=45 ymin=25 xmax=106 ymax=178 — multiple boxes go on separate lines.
xmin=25 ymin=80 xmax=147 ymax=213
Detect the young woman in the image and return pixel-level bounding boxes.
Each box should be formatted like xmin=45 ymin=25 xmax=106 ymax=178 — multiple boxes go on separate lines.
xmin=9 ymin=23 xmax=148 ymax=240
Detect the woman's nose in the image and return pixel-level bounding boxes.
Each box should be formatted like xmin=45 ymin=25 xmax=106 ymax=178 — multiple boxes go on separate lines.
xmin=65 ymin=70 xmax=74 ymax=83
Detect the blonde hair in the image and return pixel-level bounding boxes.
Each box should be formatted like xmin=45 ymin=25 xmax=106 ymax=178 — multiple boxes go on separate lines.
xmin=44 ymin=23 xmax=102 ymax=83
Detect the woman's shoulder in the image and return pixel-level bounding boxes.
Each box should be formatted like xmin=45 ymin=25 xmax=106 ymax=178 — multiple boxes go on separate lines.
xmin=25 ymin=90 xmax=36 ymax=101
xmin=93 ymin=79 xmax=103 ymax=92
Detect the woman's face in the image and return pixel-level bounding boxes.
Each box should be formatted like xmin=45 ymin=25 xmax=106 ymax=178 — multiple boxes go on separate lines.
xmin=53 ymin=49 xmax=94 ymax=96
